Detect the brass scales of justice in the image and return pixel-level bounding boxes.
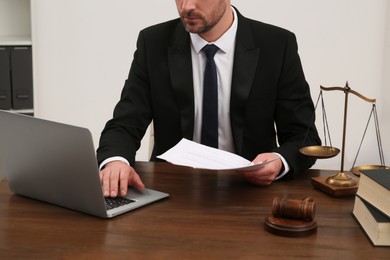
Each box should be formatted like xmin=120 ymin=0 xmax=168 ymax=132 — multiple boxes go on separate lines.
xmin=300 ymin=82 xmax=389 ymax=197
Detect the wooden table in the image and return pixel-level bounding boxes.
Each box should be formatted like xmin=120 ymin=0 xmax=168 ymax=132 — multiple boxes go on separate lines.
xmin=0 ymin=162 xmax=388 ymax=259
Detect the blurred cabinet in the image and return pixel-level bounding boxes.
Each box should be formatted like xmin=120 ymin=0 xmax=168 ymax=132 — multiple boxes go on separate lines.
xmin=0 ymin=0 xmax=33 ymax=115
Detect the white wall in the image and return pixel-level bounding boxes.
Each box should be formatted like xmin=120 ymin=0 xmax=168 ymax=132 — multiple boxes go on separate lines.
xmin=31 ymin=0 xmax=177 ymax=161
xmin=382 ymin=2 xmax=390 ymax=170
xmin=31 ymin=0 xmax=389 ymax=171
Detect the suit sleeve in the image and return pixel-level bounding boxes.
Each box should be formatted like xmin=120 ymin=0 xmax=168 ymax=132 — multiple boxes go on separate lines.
xmin=97 ymin=31 xmax=152 ymax=165
xmin=273 ymin=32 xmax=321 ymax=176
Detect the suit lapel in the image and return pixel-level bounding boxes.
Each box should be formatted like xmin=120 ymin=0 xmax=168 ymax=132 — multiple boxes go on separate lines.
xmin=230 ymin=11 xmax=260 ymax=154
xmin=168 ymin=25 xmax=195 ymax=140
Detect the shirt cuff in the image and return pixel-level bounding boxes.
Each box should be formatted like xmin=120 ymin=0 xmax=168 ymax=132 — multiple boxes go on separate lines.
xmin=99 ymin=156 xmax=130 ymax=171
xmin=273 ymin=153 xmax=290 ymax=180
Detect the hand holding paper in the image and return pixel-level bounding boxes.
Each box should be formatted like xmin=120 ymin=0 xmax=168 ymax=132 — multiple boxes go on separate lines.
xmin=157 ymin=138 xmax=279 ymax=171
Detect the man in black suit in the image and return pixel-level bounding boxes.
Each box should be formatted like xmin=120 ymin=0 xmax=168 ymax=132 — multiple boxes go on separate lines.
xmin=97 ymin=0 xmax=321 ymax=197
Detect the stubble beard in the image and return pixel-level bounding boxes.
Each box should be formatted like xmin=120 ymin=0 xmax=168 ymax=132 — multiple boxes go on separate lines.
xmin=181 ymin=1 xmax=226 ymax=34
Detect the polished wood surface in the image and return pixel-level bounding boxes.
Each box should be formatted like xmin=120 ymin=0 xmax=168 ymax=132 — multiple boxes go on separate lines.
xmin=0 ymin=162 xmax=388 ymax=259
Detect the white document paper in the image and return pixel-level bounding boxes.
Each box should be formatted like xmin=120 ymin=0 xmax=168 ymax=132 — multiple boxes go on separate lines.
xmin=157 ymin=138 xmax=278 ymax=171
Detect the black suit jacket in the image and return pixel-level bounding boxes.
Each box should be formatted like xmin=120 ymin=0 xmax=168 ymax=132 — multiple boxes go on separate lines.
xmin=97 ymin=9 xmax=321 ymax=178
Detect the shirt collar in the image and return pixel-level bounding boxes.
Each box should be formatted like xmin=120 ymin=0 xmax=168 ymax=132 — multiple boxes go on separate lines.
xmin=190 ymin=6 xmax=238 ymax=54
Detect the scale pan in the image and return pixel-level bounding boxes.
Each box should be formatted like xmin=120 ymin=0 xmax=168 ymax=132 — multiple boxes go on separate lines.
xmin=350 ymin=165 xmax=390 ymax=176
xmin=299 ymin=146 xmax=340 ymax=159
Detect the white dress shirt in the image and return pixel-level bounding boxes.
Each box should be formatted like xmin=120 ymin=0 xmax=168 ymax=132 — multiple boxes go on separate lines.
xmin=190 ymin=8 xmax=238 ymax=153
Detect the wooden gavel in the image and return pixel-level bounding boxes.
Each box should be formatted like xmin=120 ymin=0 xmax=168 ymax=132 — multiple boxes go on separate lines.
xmin=272 ymin=197 xmax=316 ymax=221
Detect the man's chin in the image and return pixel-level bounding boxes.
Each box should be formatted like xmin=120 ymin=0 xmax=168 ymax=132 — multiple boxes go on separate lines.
xmin=183 ymin=24 xmax=207 ymax=34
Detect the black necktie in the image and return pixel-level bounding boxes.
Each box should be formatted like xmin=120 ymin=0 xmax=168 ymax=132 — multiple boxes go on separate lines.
xmin=201 ymin=44 xmax=219 ymax=148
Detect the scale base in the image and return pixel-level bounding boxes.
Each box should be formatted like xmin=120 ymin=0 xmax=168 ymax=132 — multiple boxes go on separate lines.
xmin=311 ymin=176 xmax=358 ymax=197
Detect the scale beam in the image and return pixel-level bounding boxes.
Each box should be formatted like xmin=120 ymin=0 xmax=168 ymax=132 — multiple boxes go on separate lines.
xmin=320 ymin=85 xmax=376 ymax=104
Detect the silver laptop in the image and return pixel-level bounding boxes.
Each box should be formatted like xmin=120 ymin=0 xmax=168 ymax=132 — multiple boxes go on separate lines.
xmin=0 ymin=110 xmax=169 ymax=218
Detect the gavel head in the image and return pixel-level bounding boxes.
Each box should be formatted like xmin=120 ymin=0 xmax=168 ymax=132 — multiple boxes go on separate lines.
xmin=272 ymin=197 xmax=316 ymax=221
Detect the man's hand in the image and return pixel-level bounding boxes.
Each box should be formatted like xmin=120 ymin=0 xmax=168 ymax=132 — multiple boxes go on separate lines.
xmin=238 ymin=153 xmax=282 ymax=186
xmin=99 ymin=161 xmax=145 ymax=197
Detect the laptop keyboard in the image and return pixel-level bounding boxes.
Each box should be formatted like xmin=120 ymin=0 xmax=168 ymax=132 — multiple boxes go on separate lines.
xmin=105 ymin=197 xmax=136 ymax=210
